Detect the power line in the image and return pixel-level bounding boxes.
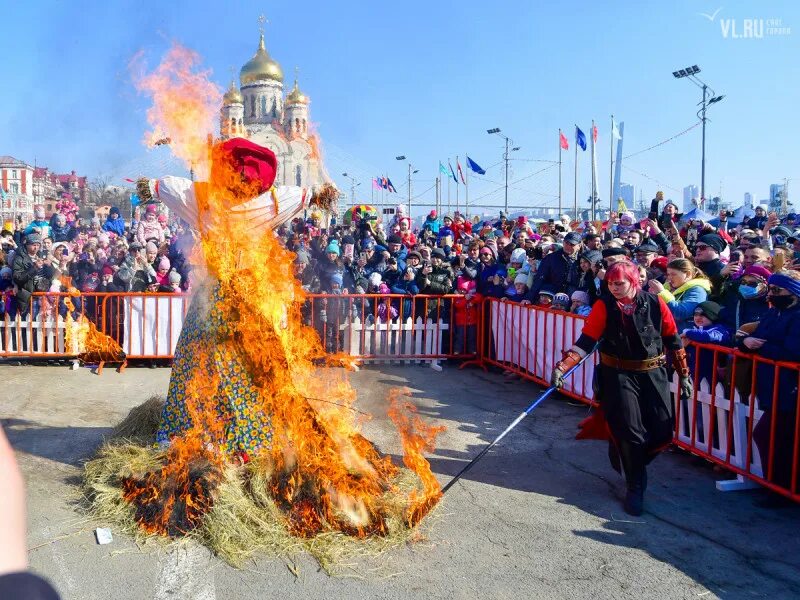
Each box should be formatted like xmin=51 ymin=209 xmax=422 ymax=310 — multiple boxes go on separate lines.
xmin=622 ymin=121 xmax=702 ymax=161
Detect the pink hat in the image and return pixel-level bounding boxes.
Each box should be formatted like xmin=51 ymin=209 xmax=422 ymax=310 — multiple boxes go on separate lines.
xmin=145 ymin=204 xmax=158 ymax=215
xmin=743 ymin=264 xmax=772 ymax=284
xmin=157 ymin=256 xmax=170 ymax=271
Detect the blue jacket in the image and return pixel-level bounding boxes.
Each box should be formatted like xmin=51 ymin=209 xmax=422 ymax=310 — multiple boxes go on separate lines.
xmin=477 ymin=262 xmax=504 ymax=298
xmin=682 ymin=324 xmax=732 ymax=384
xmin=740 ymin=304 xmax=800 ymax=411
xmin=102 ymin=215 xmax=126 ymax=237
xmin=658 ymin=278 xmax=711 ymax=332
xmin=422 ymin=216 xmax=440 ymax=235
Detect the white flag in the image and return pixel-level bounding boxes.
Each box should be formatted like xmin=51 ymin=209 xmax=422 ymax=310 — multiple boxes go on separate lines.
xmin=611 ymin=120 xmax=621 ymax=140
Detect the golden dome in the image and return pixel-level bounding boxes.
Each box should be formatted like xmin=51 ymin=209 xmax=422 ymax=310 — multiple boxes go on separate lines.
xmin=286 ymin=79 xmax=309 ymax=105
xmin=222 ymin=79 xmax=243 ymax=105
xmin=239 ymin=33 xmax=283 ymax=85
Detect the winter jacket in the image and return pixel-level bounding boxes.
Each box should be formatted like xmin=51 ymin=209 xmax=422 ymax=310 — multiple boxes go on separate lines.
xmin=136 ymin=220 xmax=165 ymax=246
xmin=657 ymin=278 xmax=711 ymax=332
xmin=527 ymin=248 xmax=580 ymax=301
xmin=453 ymin=292 xmax=483 ymax=326
xmin=422 ymin=216 xmax=440 ymax=235
xmin=718 ymin=293 xmax=770 ymax=334
xmin=102 ymin=214 xmax=126 ymax=237
xmin=682 ymin=324 xmax=733 ymax=384
xmin=477 ymin=262 xmax=504 ymax=298
xmin=418 ymin=264 xmax=453 ymax=294
xmin=11 ymin=251 xmax=37 ymax=310
xmin=739 ymin=304 xmax=800 ymax=410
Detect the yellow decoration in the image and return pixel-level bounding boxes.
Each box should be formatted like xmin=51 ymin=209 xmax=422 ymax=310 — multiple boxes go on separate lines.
xmin=222 ymin=79 xmax=243 ymax=105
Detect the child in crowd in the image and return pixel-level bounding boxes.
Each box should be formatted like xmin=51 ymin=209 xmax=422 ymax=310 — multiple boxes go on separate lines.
xmin=570 ymin=291 xmax=592 ymax=316
xmin=453 ymin=276 xmax=482 ymax=355
xmin=504 ymin=273 xmax=528 ymax=302
xmin=680 ymin=301 xmax=731 ymax=384
xmin=537 ymin=289 xmax=554 ymax=308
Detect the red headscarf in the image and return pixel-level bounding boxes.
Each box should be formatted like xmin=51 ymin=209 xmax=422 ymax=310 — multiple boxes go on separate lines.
xmin=211 ymin=138 xmax=278 ymax=197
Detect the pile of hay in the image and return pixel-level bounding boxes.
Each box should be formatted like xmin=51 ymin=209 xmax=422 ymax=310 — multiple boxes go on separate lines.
xmin=82 ymin=399 xmax=436 ymax=573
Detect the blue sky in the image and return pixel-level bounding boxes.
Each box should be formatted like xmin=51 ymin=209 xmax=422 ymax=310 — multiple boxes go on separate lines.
xmin=1 ymin=0 xmax=798 ymax=218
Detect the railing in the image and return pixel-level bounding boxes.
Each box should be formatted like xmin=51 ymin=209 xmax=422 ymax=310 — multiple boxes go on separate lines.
xmin=1 ymin=291 xmax=797 ymax=503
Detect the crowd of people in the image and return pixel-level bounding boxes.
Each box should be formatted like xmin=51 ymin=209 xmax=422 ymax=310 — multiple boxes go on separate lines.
xmin=1 ymin=204 xmax=193 ymax=322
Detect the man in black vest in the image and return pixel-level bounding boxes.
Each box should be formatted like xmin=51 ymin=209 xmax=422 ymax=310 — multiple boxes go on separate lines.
xmin=550 ymin=261 xmax=691 ymax=516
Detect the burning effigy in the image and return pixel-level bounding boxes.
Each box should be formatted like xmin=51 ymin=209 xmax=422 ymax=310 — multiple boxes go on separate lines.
xmin=82 ymin=44 xmax=443 ymax=570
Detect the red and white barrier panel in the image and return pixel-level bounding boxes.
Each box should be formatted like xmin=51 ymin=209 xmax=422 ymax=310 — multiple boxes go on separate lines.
xmin=483 ymin=298 xmax=597 ymax=403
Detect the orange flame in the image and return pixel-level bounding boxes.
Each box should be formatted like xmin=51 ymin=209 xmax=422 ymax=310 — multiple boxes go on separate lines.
xmin=131 ymin=43 xmax=222 ymax=177
xmin=123 ymin=44 xmax=443 ymax=539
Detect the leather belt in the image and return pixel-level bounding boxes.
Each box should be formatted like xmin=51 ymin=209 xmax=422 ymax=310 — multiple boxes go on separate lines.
xmin=599 ymin=352 xmax=666 ymax=372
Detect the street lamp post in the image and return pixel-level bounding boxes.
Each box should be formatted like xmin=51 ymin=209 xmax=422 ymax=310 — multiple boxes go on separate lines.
xmin=395 ymin=156 xmax=418 ymax=219
xmin=487 ymin=128 xmax=519 ymax=215
xmin=341 ymin=172 xmax=360 ymax=214
xmin=673 ymin=65 xmax=725 ymax=208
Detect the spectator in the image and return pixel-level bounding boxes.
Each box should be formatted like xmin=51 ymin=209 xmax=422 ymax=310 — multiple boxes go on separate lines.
xmin=136 ymin=205 xmax=165 ymax=246
xmin=694 ymin=233 xmax=727 ymax=284
xmin=552 ymin=292 xmax=570 ymax=312
xmin=23 ymin=206 xmax=50 ymax=239
xmin=745 ymin=205 xmax=768 ymax=231
xmin=422 ymin=210 xmax=440 ymax=236
xmin=527 ymin=231 xmax=582 ymax=302
xmin=536 ymin=287 xmax=555 ymax=307
xmin=648 ymin=258 xmax=710 ymax=332
xmin=570 ymin=290 xmax=592 ymax=316
xmin=102 ymin=207 xmax=126 ymax=237
xmin=504 ymin=272 xmax=528 ymax=302
xmin=12 ymin=234 xmax=43 ymax=319
xmin=418 ymin=248 xmax=452 ymax=294
xmin=738 ymin=270 xmax=800 ymax=491
xmin=680 ymin=300 xmax=731 ymax=384
xmin=453 ymin=276 xmax=481 ymax=355
xmin=49 ymin=214 xmax=74 ymax=243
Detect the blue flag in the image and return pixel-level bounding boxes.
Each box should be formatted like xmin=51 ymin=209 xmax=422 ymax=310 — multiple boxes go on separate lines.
xmin=130 ymin=193 xmax=141 ymax=207
xmin=386 ymin=178 xmax=397 ymax=193
xmin=576 ymin=126 xmax=587 ymax=151
xmin=466 ymin=156 xmax=485 ymax=175
xmin=448 ymin=160 xmax=458 ymax=184
xmin=0 ymin=186 xmax=5 ymax=201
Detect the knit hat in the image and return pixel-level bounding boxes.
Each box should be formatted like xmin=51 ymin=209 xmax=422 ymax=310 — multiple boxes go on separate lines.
xmin=0 ymin=266 xmax=12 ymax=279
xmin=538 ymin=287 xmax=555 ymax=298
xmin=294 ymin=249 xmax=310 ymax=265
xmin=145 ymin=204 xmax=158 ymax=215
xmin=3 ymin=222 xmax=13 ymax=235
xmin=430 ymin=210 xmax=437 ymax=218
xmin=510 ymin=248 xmax=527 ymax=264
xmin=34 ymin=205 xmax=45 ymax=219
xmin=368 ymin=272 xmax=382 ymax=287
xmin=431 ymin=248 xmax=446 ymax=259
xmin=742 ymin=264 xmax=772 ymax=284
xmin=330 ymin=272 xmax=344 ymax=286
xmin=756 ymin=204 xmax=768 ymax=212
xmin=514 ymin=273 xmax=529 ymax=286
xmin=378 ymin=283 xmax=391 ymax=295
xmin=361 ymin=238 xmax=375 ymax=251
xmin=145 ymin=241 xmax=158 ymax=254
xmin=620 ymin=211 xmax=635 ymax=223
xmin=571 ymin=290 xmax=590 ymax=305
xmin=564 ymin=232 xmax=582 ymax=245
xmin=168 ymin=270 xmax=182 ymax=285
xmin=157 ymin=256 xmax=170 ymax=271
xmin=101 ymin=264 xmax=114 ymax=277
xmin=387 ymin=233 xmax=403 ymax=245
xmin=97 ymin=233 xmax=109 ymax=245
xmin=457 ymin=277 xmax=476 ymax=293
xmin=695 ymin=301 xmax=721 ymax=322
xmin=407 ymin=250 xmax=422 ymax=262
xmin=325 ymin=240 xmax=340 ymax=255
xmin=25 ymin=233 xmax=42 ymax=245
xmin=697 ymin=233 xmax=727 ymax=253
xmin=651 ymin=256 xmax=669 ymax=271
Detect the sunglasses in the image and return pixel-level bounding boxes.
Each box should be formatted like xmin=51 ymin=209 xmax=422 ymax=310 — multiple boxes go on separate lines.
xmin=694 ymin=244 xmax=711 ymax=251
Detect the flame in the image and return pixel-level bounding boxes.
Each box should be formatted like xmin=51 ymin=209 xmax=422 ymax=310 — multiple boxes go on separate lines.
xmin=122 ymin=44 xmax=444 ymax=540
xmin=131 ymin=43 xmax=222 ymax=177
xmin=64 ymin=294 xmax=126 ymax=364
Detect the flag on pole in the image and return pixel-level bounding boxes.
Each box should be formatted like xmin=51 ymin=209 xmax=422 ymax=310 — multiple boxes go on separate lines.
xmin=448 ymin=160 xmax=458 ymax=184
xmin=372 ymin=178 xmax=381 ymax=190
xmin=457 ymin=159 xmax=466 ymax=184
xmin=559 ymin=131 xmax=569 ymax=150
xmin=439 ymin=162 xmax=450 ymax=178
xmin=0 ymin=186 xmax=5 ymax=201
xmin=466 ymin=156 xmax=485 ymax=175
xmin=591 ymin=122 xmax=599 ymax=202
xmin=617 ymin=198 xmax=629 ymax=213
xmin=592 ymin=124 xmax=598 ymax=143
xmin=612 ymin=120 xmax=621 ymax=140
xmin=386 ymin=178 xmax=397 ymax=193
xmin=576 ymin=127 xmax=587 ymax=151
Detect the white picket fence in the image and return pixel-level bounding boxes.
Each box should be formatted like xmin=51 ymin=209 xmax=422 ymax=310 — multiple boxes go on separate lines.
xmin=343 ymin=316 xmax=450 ymax=365
xmin=0 ymin=316 xmax=67 ymax=355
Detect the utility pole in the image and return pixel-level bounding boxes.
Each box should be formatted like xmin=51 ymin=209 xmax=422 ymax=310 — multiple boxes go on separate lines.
xmin=503 ymin=137 xmax=509 ymax=215
xmin=487 ymin=128 xmax=518 ymax=215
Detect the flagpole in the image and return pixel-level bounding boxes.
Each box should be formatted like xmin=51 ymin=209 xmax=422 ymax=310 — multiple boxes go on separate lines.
xmin=609 ymin=115 xmax=614 ymax=218
xmin=447 ymin=166 xmax=451 ymax=215
xmin=573 ymin=125 xmax=579 ymax=222
xmin=558 ymin=129 xmax=562 ymax=217
xmin=465 ymin=156 xmax=469 ymax=219
xmin=455 ymin=155 xmax=459 ymax=215
xmin=590 ymin=119 xmax=596 ymax=222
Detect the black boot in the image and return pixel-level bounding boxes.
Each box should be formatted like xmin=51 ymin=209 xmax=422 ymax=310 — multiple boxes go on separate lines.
xmin=618 ymin=441 xmax=647 ymax=516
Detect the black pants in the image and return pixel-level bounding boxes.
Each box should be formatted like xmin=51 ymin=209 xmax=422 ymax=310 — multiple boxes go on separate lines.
xmin=598 ymin=365 xmax=674 ymax=487
xmin=753 ymin=407 xmax=799 ymax=492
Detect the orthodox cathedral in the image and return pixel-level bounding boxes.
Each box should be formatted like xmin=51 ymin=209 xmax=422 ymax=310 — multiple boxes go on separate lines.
xmin=219 ymin=27 xmax=331 ymax=189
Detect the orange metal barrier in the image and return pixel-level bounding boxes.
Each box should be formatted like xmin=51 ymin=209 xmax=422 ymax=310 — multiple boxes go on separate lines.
xmin=2 ymin=290 xmax=797 ymax=502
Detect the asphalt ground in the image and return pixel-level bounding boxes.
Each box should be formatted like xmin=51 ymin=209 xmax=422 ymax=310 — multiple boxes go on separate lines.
xmin=2 ymin=362 xmax=799 ymax=600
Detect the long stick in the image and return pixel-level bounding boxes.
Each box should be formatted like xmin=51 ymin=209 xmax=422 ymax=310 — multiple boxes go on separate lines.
xmin=441 ymin=350 xmax=596 ymax=494
xmin=573 ymin=126 xmax=578 ymax=221
xmin=558 ymin=128 xmax=562 ymax=216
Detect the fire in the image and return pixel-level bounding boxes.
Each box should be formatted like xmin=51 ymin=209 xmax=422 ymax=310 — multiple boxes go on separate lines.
xmin=121 ymin=44 xmax=445 ymax=541
xmin=64 ymin=294 xmax=126 ymax=366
